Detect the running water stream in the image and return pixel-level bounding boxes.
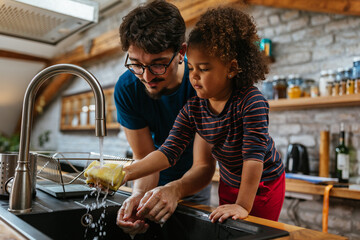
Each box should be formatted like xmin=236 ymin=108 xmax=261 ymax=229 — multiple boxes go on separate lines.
xmin=81 ymin=137 xmax=108 ymax=239
xmin=99 ymin=136 xmax=104 ymax=167
xmin=82 ymin=188 xmax=109 ymax=239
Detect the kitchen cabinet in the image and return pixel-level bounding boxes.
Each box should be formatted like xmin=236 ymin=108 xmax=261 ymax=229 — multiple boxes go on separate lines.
xmin=60 ymin=86 xmax=119 ymax=131
xmin=269 ymin=94 xmax=360 ymax=111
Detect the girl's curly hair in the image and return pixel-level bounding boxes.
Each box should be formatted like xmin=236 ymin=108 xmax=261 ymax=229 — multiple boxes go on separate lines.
xmin=187 ymin=7 xmax=269 ymax=89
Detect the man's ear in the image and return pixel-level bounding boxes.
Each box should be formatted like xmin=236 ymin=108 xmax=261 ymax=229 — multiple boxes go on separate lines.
xmin=179 ymin=43 xmax=187 ymax=56
xmin=228 ymin=59 xmax=240 ymax=79
xmin=179 ymin=43 xmax=187 ymax=64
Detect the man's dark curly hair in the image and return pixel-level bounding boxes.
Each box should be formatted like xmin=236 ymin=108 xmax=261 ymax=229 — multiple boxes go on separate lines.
xmin=120 ymin=0 xmax=185 ymax=54
xmin=187 ymin=7 xmax=269 ymax=89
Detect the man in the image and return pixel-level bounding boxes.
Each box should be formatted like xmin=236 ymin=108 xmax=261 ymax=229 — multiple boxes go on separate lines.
xmin=114 ymin=0 xmax=214 ymax=235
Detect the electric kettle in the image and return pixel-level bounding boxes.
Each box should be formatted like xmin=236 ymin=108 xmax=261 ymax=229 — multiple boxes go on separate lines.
xmin=285 ymin=143 xmax=310 ymax=174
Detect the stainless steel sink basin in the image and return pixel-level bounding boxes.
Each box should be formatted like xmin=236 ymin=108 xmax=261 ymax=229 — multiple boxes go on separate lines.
xmin=1 ymin=191 xmax=289 ymax=240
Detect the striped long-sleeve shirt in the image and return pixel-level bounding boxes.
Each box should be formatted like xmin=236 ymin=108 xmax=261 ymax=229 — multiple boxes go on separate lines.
xmin=158 ymin=86 xmax=284 ymax=188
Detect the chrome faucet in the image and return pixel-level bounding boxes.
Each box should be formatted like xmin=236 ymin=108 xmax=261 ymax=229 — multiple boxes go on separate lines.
xmin=9 ymin=64 xmax=107 ymax=213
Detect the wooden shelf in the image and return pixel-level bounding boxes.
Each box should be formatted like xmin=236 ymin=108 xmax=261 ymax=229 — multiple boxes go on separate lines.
xmin=269 ymin=94 xmax=360 ymax=111
xmin=286 ymin=178 xmax=360 ymax=200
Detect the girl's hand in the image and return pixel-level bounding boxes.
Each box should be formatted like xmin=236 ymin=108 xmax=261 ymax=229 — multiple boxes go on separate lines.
xmin=209 ymin=204 xmax=249 ymax=223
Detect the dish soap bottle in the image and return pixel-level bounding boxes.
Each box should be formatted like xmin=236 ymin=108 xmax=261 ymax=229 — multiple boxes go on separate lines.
xmin=335 ymin=122 xmax=350 ymax=183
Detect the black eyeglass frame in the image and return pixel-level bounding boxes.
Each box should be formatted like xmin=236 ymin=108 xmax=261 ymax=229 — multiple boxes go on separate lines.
xmin=124 ymin=51 xmax=178 ymax=75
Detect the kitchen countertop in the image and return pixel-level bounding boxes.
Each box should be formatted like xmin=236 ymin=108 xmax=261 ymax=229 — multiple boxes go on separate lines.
xmin=0 ymin=218 xmax=26 ymax=240
xmin=181 ymin=200 xmax=347 ymax=240
xmin=0 ymin=186 xmax=347 ymax=240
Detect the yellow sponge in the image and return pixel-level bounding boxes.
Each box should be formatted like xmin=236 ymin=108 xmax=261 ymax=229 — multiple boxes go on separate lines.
xmin=84 ymin=161 xmax=125 ymax=191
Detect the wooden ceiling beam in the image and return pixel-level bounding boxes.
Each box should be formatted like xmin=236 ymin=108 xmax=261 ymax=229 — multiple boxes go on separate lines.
xmin=246 ymin=0 xmax=360 ymax=16
xmin=32 ymin=28 xmax=123 ymax=119
xmin=51 ymin=28 xmax=122 ymax=65
xmin=0 ymin=49 xmax=50 ymax=64
xmin=169 ymin=0 xmax=244 ymax=25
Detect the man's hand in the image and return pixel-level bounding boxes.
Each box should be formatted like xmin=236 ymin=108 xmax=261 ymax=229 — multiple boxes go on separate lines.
xmin=136 ymin=185 xmax=180 ymax=224
xmin=116 ymin=192 xmax=149 ymax=235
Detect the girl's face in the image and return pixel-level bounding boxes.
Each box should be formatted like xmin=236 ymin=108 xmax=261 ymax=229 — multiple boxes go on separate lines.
xmin=187 ymin=47 xmax=233 ymax=101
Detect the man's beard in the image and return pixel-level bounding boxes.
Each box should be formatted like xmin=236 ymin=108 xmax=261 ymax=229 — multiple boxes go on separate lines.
xmin=146 ymin=87 xmax=173 ymax=100
xmin=141 ymin=77 xmax=180 ymax=100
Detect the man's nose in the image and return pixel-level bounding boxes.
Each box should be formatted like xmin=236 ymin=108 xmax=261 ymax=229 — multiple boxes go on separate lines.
xmin=142 ymin=67 xmax=156 ymax=82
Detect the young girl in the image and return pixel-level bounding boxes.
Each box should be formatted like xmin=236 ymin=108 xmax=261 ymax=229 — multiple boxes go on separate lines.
xmin=122 ymin=7 xmax=285 ymax=223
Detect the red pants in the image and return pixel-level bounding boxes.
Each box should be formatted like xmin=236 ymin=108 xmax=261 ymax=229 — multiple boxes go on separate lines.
xmin=218 ymin=172 xmax=285 ymax=221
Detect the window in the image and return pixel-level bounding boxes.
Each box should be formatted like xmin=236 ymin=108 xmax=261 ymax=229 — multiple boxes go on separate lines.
xmin=60 ymin=86 xmax=119 ymax=131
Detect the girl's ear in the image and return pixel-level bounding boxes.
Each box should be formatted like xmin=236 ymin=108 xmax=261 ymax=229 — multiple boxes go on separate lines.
xmin=227 ymin=59 xmax=240 ymax=79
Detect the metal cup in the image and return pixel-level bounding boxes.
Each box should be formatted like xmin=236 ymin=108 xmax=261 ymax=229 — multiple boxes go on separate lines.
xmin=0 ymin=153 xmax=37 ymax=197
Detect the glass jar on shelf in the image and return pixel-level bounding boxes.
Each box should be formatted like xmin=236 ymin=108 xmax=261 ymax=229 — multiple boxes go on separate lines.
xmin=352 ymin=57 xmax=360 ymax=94
xmin=261 ymin=78 xmax=274 ymax=100
xmin=326 ymin=81 xmax=333 ymax=96
xmin=319 ymin=70 xmax=329 ymax=96
xmin=301 ymin=79 xmax=315 ymax=97
xmin=347 ymin=78 xmax=355 ymax=95
xmin=287 ymin=74 xmax=303 ymax=98
xmin=333 ymin=81 xmax=340 ymax=96
xmin=323 ymin=70 xmax=336 ymax=96
xmin=287 ymin=74 xmax=296 ymax=86
xmin=288 ymin=74 xmax=303 ymax=87
xmin=272 ymin=75 xmax=287 ymax=99
xmin=311 ymin=84 xmax=319 ymax=97
xmin=287 ymin=83 xmax=301 ymax=99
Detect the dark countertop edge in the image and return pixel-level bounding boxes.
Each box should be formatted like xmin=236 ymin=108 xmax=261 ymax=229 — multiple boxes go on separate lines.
xmin=0 ymin=207 xmax=51 ymax=240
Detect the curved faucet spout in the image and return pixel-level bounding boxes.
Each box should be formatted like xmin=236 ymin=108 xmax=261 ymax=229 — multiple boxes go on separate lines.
xmin=9 ymin=64 xmax=107 ymax=213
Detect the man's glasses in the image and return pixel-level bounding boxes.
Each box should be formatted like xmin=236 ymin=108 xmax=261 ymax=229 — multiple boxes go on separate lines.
xmin=124 ymin=51 xmax=178 ymax=75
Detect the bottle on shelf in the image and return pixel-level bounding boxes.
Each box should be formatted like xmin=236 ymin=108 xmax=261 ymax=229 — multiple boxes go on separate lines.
xmin=333 ymin=68 xmax=343 ymax=96
xmin=335 ymin=122 xmax=350 ymax=183
xmin=347 ymin=125 xmax=359 ymax=184
xmin=342 ymin=67 xmax=352 ymax=95
xmin=347 ymin=65 xmax=355 ymax=94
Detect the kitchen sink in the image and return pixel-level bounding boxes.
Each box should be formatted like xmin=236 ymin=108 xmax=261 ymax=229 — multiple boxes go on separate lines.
xmin=1 ymin=191 xmax=289 ymax=240
xmin=17 ymin=204 xmax=288 ymax=240
xmin=18 ymin=205 xmax=131 ymax=240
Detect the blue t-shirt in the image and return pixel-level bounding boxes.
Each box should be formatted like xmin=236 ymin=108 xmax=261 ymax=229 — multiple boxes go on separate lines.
xmin=114 ymin=59 xmax=196 ymax=185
